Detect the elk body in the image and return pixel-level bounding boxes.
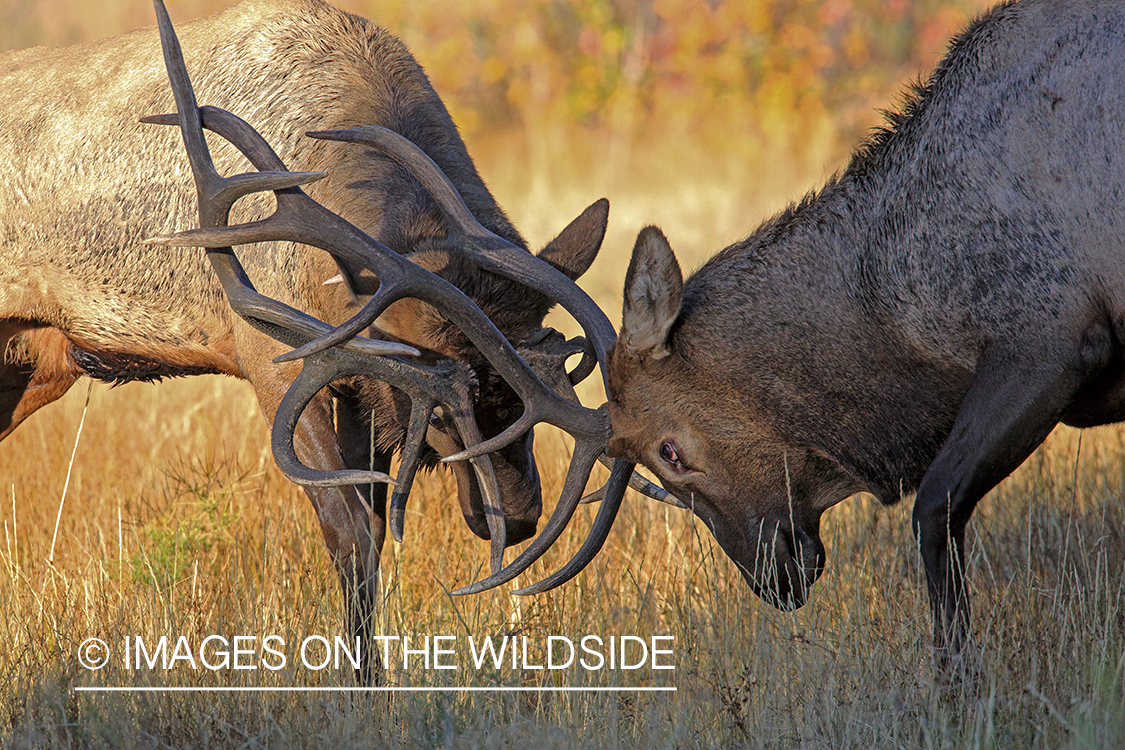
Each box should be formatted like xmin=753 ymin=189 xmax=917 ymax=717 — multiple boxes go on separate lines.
xmin=0 ymin=0 xmax=609 ymax=663
xmin=607 ymin=0 xmax=1125 ymax=664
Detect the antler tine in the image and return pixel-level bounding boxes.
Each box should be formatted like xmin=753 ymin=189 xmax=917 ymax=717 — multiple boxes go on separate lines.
xmin=146 ymin=24 xmax=414 ymax=349
xmin=151 ymin=0 xmax=212 ymax=204
xmin=148 ymin=2 xmax=416 ymax=363
xmin=270 ymin=332 xmax=507 ymax=498
xmin=511 ymin=458 xmax=631 ymax=595
xmin=584 ymin=454 xmax=681 ymax=507
xmin=497 ymin=462 xmax=674 ymax=595
xmin=151 ymin=4 xmax=318 ymax=224
xmin=308 ymin=127 xmax=618 ymax=383
xmin=190 ymin=246 xmax=417 ymax=359
xmin=388 ymin=397 xmax=436 ymax=543
xmin=446 ymin=399 xmax=507 ymax=575
xmin=450 ymin=440 xmax=603 ymax=594
xmin=381 ymin=367 xmax=509 ymax=566
xmin=271 ymin=355 xmax=394 ymax=487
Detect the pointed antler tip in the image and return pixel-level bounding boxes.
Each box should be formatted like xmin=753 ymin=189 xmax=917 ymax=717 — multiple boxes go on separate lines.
xmin=305 ymin=129 xmax=347 ymax=140
xmin=140 ymin=113 xmax=178 ymax=125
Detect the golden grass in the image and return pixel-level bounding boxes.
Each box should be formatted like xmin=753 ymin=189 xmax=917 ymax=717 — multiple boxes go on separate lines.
xmin=4 ymin=365 xmax=1125 ymax=748
xmin=4 ymin=1 xmax=1125 ymax=747
xmin=6 ymin=78 xmax=1125 ymax=750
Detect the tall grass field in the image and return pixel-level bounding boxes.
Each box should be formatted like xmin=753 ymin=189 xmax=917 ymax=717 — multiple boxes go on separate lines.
xmin=4 ymin=1 xmax=1124 ymax=747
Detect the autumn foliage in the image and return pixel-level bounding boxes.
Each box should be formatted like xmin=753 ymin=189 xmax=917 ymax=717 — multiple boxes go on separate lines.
xmin=8 ymin=3 xmax=1125 ymax=747
xmin=3 ymin=0 xmax=984 ymax=174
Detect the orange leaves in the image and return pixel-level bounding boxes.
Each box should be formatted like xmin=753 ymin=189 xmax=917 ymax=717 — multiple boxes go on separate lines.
xmin=8 ymin=0 xmax=984 ymax=182
xmin=5 ymin=0 xmax=987 ymax=153
xmin=344 ymin=0 xmax=985 ymax=161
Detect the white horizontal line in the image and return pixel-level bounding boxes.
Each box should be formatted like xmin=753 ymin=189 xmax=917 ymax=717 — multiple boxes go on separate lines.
xmin=74 ymin=686 xmax=676 ymax=693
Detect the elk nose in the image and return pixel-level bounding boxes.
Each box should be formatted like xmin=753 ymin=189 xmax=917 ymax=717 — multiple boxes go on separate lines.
xmin=504 ymin=518 xmax=537 ymax=546
xmin=462 ymin=513 xmax=538 ymax=545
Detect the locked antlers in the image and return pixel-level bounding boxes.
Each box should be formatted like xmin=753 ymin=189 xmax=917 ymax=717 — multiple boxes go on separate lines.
xmin=144 ymin=0 xmax=672 ymax=594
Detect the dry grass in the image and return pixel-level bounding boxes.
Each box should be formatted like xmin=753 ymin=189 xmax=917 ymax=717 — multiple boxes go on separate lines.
xmin=4 ymin=368 xmax=1125 ymax=748
xmin=4 ymin=0 xmax=1125 ymax=747
xmin=5 ymin=196 xmax=1125 ymax=746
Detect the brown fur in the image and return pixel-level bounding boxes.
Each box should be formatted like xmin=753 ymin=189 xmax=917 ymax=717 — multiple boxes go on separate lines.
xmin=0 ymin=0 xmax=607 ymax=676
xmin=608 ymin=0 xmax=1125 ymax=667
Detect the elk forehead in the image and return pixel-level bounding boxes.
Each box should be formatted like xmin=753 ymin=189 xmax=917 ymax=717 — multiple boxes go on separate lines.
xmin=608 ymin=332 xmax=856 ymax=515
xmin=606 ymin=347 xmax=676 ymax=456
xmin=608 ymin=348 xmax=728 ymax=480
xmin=608 ymin=341 xmax=745 ymax=442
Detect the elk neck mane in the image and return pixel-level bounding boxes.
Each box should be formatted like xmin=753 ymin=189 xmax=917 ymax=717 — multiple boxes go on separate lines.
xmin=663 ymin=6 xmax=1043 ymax=506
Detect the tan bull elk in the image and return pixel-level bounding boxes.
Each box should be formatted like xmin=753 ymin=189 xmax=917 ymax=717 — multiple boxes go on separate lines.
xmin=604 ymin=0 xmax=1125 ymax=669
xmin=0 ymin=0 xmax=662 ymax=675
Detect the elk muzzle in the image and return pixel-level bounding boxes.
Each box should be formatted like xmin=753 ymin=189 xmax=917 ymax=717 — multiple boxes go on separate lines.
xmin=431 ymin=425 xmax=542 ymax=545
xmin=711 ymin=515 xmax=826 ymax=610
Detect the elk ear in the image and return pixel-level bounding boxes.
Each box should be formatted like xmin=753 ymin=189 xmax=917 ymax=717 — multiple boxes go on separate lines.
xmin=535 ymin=198 xmax=609 ymax=281
xmin=621 ymin=226 xmax=683 ymax=360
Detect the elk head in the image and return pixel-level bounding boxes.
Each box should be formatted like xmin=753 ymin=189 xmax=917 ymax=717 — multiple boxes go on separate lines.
xmin=351 ymin=201 xmax=608 ymax=545
xmin=607 ymin=227 xmax=861 ymax=609
xmin=144 ymin=0 xmax=670 ymax=591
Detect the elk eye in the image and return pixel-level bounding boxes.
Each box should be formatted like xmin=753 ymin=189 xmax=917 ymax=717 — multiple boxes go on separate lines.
xmin=660 ymin=441 xmax=687 ymax=472
xmin=429 ymin=411 xmax=445 ymax=431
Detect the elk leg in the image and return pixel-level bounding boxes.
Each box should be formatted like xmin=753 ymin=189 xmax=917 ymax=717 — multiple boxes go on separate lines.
xmin=288 ymin=392 xmax=384 ymax=683
xmin=333 ymin=387 xmax=391 ymax=683
xmin=911 ymin=341 xmax=1099 ymax=671
xmin=333 ymin=386 xmax=390 ymax=553
xmin=247 ymin=360 xmax=383 ymax=682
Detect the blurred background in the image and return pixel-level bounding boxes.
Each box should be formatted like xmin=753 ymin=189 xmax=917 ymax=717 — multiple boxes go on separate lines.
xmin=0 ymin=0 xmax=988 ymax=302
xmin=12 ymin=4 xmax=1125 ymax=747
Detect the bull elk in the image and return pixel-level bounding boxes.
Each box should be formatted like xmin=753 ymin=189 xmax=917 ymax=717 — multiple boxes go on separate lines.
xmin=606 ymin=0 xmax=1125 ymax=668
xmin=0 ymin=0 xmax=664 ymax=674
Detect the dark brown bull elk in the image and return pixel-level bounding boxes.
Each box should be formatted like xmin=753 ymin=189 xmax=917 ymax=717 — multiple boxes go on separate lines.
xmin=0 ymin=0 xmax=665 ymax=677
xmin=607 ymin=0 xmax=1125 ymax=670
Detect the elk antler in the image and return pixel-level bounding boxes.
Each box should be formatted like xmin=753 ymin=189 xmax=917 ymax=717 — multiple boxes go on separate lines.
xmin=144 ymin=0 xmax=513 ymax=571
xmin=143 ymin=0 xmax=674 ymax=592
xmin=300 ymin=126 xmax=683 ymax=595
